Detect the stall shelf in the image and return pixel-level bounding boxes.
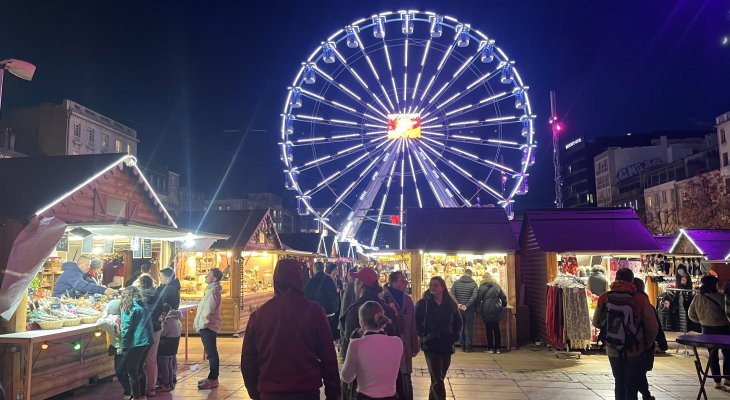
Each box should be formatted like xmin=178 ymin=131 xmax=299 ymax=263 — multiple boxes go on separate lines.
xmin=518 ymin=208 xmax=663 ymax=348
xmin=178 ymin=209 xmax=284 ymax=335
xmin=0 ymin=154 xmax=217 ymax=400
xmin=405 ymin=207 xmax=519 ymax=349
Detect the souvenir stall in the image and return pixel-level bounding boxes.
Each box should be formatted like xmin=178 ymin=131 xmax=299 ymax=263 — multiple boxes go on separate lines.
xmin=405 ymin=207 xmax=518 ymax=350
xmin=177 ymin=209 xmax=284 ymax=335
xmin=0 ymin=154 xmax=211 ymax=400
xmin=518 ymin=208 xmax=663 ymax=351
xmin=362 ymin=250 xmax=417 ymax=294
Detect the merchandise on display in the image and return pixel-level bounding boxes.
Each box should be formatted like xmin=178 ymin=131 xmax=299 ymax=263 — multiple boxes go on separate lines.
xmin=422 ymin=253 xmax=508 ymax=295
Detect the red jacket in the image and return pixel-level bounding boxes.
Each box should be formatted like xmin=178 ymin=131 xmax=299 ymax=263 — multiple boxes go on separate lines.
xmin=242 ymin=259 xmax=340 ymax=400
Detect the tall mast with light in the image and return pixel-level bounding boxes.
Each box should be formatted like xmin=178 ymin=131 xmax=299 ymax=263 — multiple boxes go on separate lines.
xmin=548 ymin=90 xmax=563 ymax=208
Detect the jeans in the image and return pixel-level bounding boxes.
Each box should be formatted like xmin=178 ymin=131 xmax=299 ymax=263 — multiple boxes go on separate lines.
xmin=638 ymin=347 xmax=654 ymax=398
xmin=114 ymin=353 xmax=131 ymax=395
xmin=144 ymin=330 xmax=161 ymax=393
xmin=125 ymin=346 xmax=151 ymax=398
xmin=484 ymin=320 xmax=501 ymax=351
xmin=459 ymin=310 xmax=474 ymax=350
xmin=609 ymin=354 xmax=645 ymax=400
xmin=158 ymin=356 xmax=174 ymax=386
xmin=424 ymin=352 xmax=451 ymax=400
xmin=158 ymin=354 xmax=178 ymax=384
xmin=200 ymin=328 xmax=219 ymax=380
xmin=702 ymin=325 xmax=730 ymax=383
xmin=400 ymin=373 xmax=413 ymax=400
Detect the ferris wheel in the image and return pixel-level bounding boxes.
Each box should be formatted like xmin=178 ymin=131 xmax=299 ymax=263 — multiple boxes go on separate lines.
xmin=280 ymin=10 xmax=536 ymax=250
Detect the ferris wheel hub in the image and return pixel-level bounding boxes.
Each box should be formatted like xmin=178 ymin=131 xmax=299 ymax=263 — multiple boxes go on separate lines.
xmin=387 ymin=113 xmax=422 ymax=139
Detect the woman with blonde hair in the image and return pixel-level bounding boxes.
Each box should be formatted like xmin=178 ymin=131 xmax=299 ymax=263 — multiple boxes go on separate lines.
xmin=477 ymin=273 xmax=507 ymax=354
xmin=341 ymin=301 xmax=403 ymax=400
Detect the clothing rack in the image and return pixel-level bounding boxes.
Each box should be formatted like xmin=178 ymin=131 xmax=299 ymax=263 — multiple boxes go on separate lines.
xmin=546 ymin=275 xmax=590 ymax=359
xmin=662 ymin=287 xmax=698 ymax=357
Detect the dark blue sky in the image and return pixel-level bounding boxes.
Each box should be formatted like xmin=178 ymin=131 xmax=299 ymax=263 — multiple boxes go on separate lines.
xmin=1 ymin=0 xmax=728 ymax=212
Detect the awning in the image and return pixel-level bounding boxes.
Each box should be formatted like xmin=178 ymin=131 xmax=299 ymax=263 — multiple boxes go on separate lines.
xmin=65 ymin=221 xmax=227 ymax=242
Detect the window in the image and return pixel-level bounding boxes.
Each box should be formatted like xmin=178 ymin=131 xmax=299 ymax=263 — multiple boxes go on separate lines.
xmin=101 ymin=134 xmax=109 ymax=151
xmin=722 ymin=129 xmax=727 ymax=145
xmin=662 ymin=191 xmax=667 ymax=204
xmin=587 ymin=193 xmax=594 ymax=204
xmin=646 ymin=196 xmax=653 ymax=208
xmin=87 ymin=128 xmax=95 ymax=143
xmin=115 ymin=139 xmax=122 ymax=152
xmin=73 ymin=123 xmax=81 ymax=137
xmin=126 ymin=143 xmax=132 ymax=154
xmin=724 ymin=152 xmax=729 ymax=167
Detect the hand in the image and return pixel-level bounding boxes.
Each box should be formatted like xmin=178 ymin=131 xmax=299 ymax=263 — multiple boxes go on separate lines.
xmin=104 ymin=288 xmax=118 ymax=296
xmin=458 ymin=304 xmax=467 ymax=311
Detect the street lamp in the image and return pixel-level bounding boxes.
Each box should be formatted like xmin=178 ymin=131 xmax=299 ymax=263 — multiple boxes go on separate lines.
xmin=0 ymin=58 xmax=36 ymax=112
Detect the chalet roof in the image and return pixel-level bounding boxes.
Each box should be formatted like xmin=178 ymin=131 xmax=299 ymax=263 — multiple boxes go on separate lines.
xmin=521 ymin=208 xmax=662 ymax=253
xmin=654 ymin=236 xmax=675 ymax=252
xmin=0 ymin=153 xmax=176 ymax=226
xmin=179 ymin=209 xmax=282 ymax=250
xmin=405 ymin=207 xmax=518 ymax=252
xmin=670 ymin=229 xmax=730 ymax=261
xmin=279 ymin=232 xmax=321 ymax=254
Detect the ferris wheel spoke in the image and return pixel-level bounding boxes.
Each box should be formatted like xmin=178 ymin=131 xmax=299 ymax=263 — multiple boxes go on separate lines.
xmin=302 ymin=143 xmax=387 ymax=199
xmin=423 ymin=115 xmax=520 ymax=131
xmin=351 ymin=28 xmax=397 ymax=112
xmin=291 ymin=132 xmax=385 ymax=146
xmin=297 ymin=88 xmax=384 ymax=124
xmin=414 ymin=28 xmax=461 ymax=111
xmin=433 ymin=90 xmax=513 ymax=122
xmin=413 ymin=141 xmax=472 ymax=206
xmin=312 ymin=65 xmax=389 ymax=119
xmin=418 ymin=62 xmax=505 ymax=116
xmin=421 ymin=42 xmax=487 ymax=113
xmin=421 ymin=136 xmax=518 ymax=175
xmin=405 ymin=141 xmax=422 ymax=208
xmin=291 ymin=114 xmax=386 ymax=131
xmin=419 ymin=131 xmax=523 ymax=150
xmin=370 ymin=148 xmax=399 ymax=247
xmin=295 ymin=137 xmax=386 ymax=173
xmin=329 ymin=45 xmax=394 ymax=115
xmin=417 ymin=141 xmax=505 ymax=203
xmin=407 ymin=140 xmax=460 ymax=207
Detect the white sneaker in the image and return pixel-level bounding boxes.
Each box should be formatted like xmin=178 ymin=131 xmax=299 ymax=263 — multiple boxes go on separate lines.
xmin=496 ymin=349 xmax=501 ymax=354
xmin=715 ymin=382 xmax=723 ymax=389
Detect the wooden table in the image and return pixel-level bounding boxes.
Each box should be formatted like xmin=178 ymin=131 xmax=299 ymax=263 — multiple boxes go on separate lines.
xmin=676 ymin=334 xmax=730 ymax=400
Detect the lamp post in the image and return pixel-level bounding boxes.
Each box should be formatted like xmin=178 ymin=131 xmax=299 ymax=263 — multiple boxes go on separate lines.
xmin=0 ymin=58 xmax=36 ymax=113
xmin=548 ymin=90 xmax=564 ymax=208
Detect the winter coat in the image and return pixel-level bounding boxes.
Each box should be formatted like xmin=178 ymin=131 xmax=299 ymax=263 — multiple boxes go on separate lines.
xmin=156 ymin=279 xmax=181 ymax=310
xmin=52 ymin=262 xmax=107 ymax=298
xmin=381 ymin=285 xmax=419 ymax=374
xmin=158 ymin=309 xmax=182 ymax=357
xmin=339 ymin=281 xmax=356 ymax=332
xmin=689 ymin=292 xmax=730 ymax=328
xmin=121 ymin=299 xmax=155 ymax=351
xmin=592 ymin=280 xmax=658 ymax=358
xmin=241 ymin=260 xmax=340 ymax=400
xmin=450 ymin=275 xmax=479 ymax=310
xmin=139 ymin=287 xmax=163 ymax=332
xmin=304 ymin=271 xmax=340 ymax=315
xmin=477 ymin=281 xmax=507 ymax=323
xmin=194 ymin=281 xmax=222 ymax=333
xmin=415 ymin=291 xmax=462 ymax=356
xmin=588 ymin=270 xmax=608 ymax=296
xmin=340 ymin=287 xmax=399 ymax=359
xmin=98 ymin=300 xmax=123 ymax=355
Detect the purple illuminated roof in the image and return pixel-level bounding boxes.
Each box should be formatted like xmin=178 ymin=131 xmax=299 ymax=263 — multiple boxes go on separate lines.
xmin=405 ymin=207 xmax=518 ymax=252
xmin=522 ymin=208 xmax=662 ymax=253
xmin=677 ymin=230 xmax=730 ymax=261
xmin=654 ymin=236 xmax=675 ymax=252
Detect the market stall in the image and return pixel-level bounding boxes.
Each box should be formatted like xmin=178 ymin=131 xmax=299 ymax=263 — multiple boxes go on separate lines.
xmin=0 ymin=154 xmax=217 ymax=400
xmin=178 ymin=209 xmax=284 ymax=334
xmin=405 ymin=207 xmax=519 ymax=350
xmin=668 ymin=229 xmax=730 ymax=285
xmin=518 ymin=208 xmax=663 ymax=350
xmin=361 ymin=250 xmax=417 ymax=294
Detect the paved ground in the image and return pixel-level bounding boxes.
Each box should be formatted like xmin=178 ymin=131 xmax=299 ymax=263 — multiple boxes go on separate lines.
xmin=59 ymin=334 xmax=730 ymax=400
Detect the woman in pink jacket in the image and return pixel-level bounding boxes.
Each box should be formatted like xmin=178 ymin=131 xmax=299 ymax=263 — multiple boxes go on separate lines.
xmin=193 ymin=268 xmax=223 ymax=390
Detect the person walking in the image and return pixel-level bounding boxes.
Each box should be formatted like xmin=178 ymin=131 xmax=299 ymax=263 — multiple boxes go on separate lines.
xmin=415 ymin=276 xmax=462 ymax=400
xmin=155 ymin=267 xmax=181 ymax=385
xmin=135 ymin=275 xmax=162 ymax=397
xmin=341 ymin=301 xmax=403 ymax=400
xmin=194 ymin=268 xmax=223 ymax=390
xmin=477 ymin=272 xmax=507 ymax=353
xmin=382 ymin=271 xmax=419 ymax=400
xmin=242 ymin=259 xmax=340 ymax=400
xmin=633 ymin=278 xmax=668 ymax=400
xmin=326 ymin=263 xmax=343 ymax=340
xmin=121 ymin=286 xmax=155 ymax=400
xmin=156 ymin=304 xmax=182 ymax=392
xmin=688 ymin=275 xmax=730 ymax=391
xmin=593 ymin=268 xmax=658 ymax=400
xmin=339 ymin=267 xmax=358 ymax=346
xmin=450 ymin=269 xmax=478 ymax=352
xmin=98 ymin=299 xmax=131 ymax=398
xmin=304 ymin=261 xmax=340 ymax=320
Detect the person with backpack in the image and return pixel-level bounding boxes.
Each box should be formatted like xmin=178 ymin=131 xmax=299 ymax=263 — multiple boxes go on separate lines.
xmin=477 ymin=272 xmax=507 ymax=354
xmin=688 ymin=275 xmax=730 ymax=391
xmin=593 ymin=268 xmax=658 ymax=400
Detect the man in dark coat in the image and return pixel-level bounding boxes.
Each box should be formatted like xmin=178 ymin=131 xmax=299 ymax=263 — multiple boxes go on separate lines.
xmin=242 ymin=259 xmax=340 ymax=400
xmin=53 ymin=256 xmax=116 ymax=298
xmin=304 ymin=261 xmax=339 ymax=318
xmin=450 ymin=269 xmax=479 ymax=352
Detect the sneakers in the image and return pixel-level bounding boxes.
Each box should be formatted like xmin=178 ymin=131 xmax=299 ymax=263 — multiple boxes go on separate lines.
xmin=725 ymin=379 xmax=730 ymax=387
xmin=157 ymin=385 xmax=174 ymax=393
xmin=496 ymin=349 xmax=501 ymax=354
xmin=198 ymin=379 xmax=219 ymax=390
xmin=715 ymin=382 xmax=724 ymax=389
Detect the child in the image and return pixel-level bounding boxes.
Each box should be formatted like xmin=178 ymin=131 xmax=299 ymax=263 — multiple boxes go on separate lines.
xmin=157 ymin=304 xmax=182 ymax=392
xmin=98 ymin=299 xmax=131 ymax=397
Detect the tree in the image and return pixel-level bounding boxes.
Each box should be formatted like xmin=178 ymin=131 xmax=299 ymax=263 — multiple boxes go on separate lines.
xmin=644 ymin=208 xmax=679 ymax=235
xmin=679 ymin=171 xmax=730 ymax=229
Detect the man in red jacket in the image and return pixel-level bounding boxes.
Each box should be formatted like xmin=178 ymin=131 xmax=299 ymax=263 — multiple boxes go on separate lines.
xmin=242 ymin=259 xmax=340 ymax=400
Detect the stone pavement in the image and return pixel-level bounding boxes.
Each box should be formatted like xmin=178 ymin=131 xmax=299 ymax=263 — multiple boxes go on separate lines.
xmin=58 ymin=337 xmax=730 ymax=400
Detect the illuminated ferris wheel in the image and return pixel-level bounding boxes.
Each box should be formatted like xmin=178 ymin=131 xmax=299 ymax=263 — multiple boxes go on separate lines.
xmin=280 ymin=10 xmax=536 ymax=249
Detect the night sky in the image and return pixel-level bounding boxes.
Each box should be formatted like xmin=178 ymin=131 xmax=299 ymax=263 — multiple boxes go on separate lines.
xmin=1 ymin=0 xmax=728 ymax=213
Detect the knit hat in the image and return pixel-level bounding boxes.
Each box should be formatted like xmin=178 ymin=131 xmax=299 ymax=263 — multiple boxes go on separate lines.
xmin=105 ymin=299 xmax=121 ymax=315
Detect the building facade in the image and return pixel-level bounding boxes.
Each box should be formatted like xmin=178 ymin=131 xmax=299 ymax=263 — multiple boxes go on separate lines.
xmin=717 ymin=110 xmax=730 ymax=185
xmin=0 ymin=129 xmax=24 ymax=158
xmin=0 ymin=99 xmax=138 ymax=157
xmin=208 ymin=192 xmax=295 ymax=233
